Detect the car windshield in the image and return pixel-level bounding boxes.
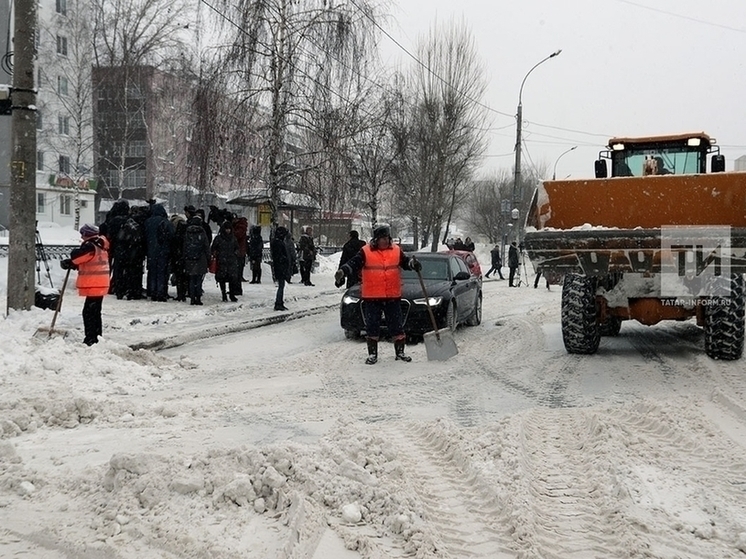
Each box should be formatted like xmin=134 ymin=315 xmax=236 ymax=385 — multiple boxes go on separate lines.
xmin=401 ymin=258 xmax=449 ymax=281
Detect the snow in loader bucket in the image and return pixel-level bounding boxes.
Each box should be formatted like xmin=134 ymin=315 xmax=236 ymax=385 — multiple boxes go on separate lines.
xmin=524 ymin=226 xmax=746 ymax=279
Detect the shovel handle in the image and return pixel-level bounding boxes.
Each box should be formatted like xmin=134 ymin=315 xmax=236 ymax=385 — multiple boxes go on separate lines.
xmin=414 ymin=267 xmax=441 ymax=342
xmin=49 ymin=267 xmax=71 ymax=335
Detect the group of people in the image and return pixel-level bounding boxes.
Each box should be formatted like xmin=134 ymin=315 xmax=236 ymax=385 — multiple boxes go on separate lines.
xmin=485 ymin=241 xmax=549 ymax=289
xmin=62 ymin=200 xmax=320 ymax=345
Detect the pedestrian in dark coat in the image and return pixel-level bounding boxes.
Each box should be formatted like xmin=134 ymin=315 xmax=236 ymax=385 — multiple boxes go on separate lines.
xmin=211 ymin=221 xmax=241 ymax=302
xmin=338 ymin=230 xmax=366 ymax=288
xmin=60 ymin=224 xmax=110 ymax=346
xmin=285 ymin=235 xmax=298 ymax=283
xmin=464 ymin=237 xmax=475 ymax=252
xmin=232 ymin=216 xmax=249 ymax=283
xmin=508 ymin=241 xmax=520 ymax=287
xmin=169 ymin=214 xmax=188 ymax=301
xmin=183 ymin=213 xmax=210 ymax=305
xmin=144 ymin=204 xmax=174 ymax=301
xmin=117 ymin=215 xmax=146 ymax=299
xmin=99 ymin=198 xmax=130 ymax=296
xmin=484 ymin=244 xmax=505 ymax=279
xmin=270 ymin=226 xmax=291 ymax=311
xmin=298 ymin=226 xmax=317 ymax=286
xmin=248 ymin=225 xmax=264 ymax=284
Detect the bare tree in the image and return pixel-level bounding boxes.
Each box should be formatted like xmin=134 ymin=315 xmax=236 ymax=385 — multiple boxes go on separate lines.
xmin=37 ymin=0 xmax=94 ymax=229
xmin=216 ymin=0 xmax=383 ymax=226
xmin=91 ymin=0 xmax=193 ymax=199
xmin=393 ymin=20 xmax=489 ymax=251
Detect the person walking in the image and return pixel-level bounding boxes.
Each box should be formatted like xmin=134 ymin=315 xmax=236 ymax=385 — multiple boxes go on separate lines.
xmin=211 ymin=221 xmax=242 ymax=302
xmin=508 ymin=241 xmax=520 ymax=287
xmin=338 ymin=230 xmax=366 ymax=289
xmin=298 ymin=226 xmax=317 ymax=286
xmin=270 ymin=226 xmax=291 ymax=311
xmin=484 ymin=244 xmax=505 ymax=279
xmin=334 ymin=225 xmax=420 ymax=365
xmin=247 ymin=225 xmax=264 ymax=284
xmin=183 ymin=211 xmax=210 ymax=305
xmin=60 ymin=224 xmax=110 ymax=346
xmin=534 ymin=269 xmax=550 ymax=290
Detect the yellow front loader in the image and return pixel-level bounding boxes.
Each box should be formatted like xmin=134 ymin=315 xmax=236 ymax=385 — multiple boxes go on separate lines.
xmin=524 ymin=132 xmax=746 ymax=360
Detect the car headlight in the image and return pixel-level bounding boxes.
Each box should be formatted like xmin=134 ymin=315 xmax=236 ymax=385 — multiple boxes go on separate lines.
xmin=342 ymin=295 xmax=360 ymax=305
xmin=413 ymin=296 xmax=442 ymax=306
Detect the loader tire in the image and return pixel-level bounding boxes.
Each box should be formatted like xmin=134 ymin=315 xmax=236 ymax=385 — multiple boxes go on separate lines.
xmin=599 ymin=316 xmax=622 ymax=337
xmin=561 ymin=273 xmax=600 ymax=354
xmin=704 ymin=273 xmax=745 ymax=360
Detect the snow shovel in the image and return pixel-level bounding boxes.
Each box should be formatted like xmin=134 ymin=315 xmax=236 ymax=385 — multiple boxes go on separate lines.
xmin=414 ymin=266 xmax=458 ymax=361
xmin=34 ymin=267 xmax=71 ymax=339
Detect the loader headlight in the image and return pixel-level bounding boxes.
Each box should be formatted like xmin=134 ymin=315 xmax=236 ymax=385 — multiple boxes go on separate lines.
xmin=414 ymin=296 xmax=443 ymax=306
xmin=611 ymin=142 xmax=625 ymax=151
xmin=342 ymin=295 xmax=360 ymax=305
xmin=687 ymin=137 xmax=701 ymax=146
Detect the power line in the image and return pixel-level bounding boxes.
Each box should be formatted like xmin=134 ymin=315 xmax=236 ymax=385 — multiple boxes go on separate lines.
xmin=613 ymin=0 xmax=746 ymax=34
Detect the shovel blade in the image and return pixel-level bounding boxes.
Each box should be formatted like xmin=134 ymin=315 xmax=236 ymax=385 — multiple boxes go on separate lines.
xmin=32 ymin=326 xmax=69 ymax=340
xmin=423 ymin=328 xmax=458 ymax=361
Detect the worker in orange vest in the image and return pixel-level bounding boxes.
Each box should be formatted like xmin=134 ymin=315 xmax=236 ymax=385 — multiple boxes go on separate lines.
xmin=61 ymin=224 xmax=111 ymax=346
xmin=335 ymin=225 xmax=421 ymax=364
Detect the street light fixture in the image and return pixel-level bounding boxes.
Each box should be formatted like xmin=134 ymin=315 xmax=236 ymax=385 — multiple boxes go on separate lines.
xmin=512 ymin=49 xmax=562 ymax=240
xmin=552 ymin=145 xmax=577 ymax=180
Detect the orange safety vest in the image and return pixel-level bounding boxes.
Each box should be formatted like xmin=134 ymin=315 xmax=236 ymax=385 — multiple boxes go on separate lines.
xmin=360 ymin=243 xmax=403 ymax=299
xmin=73 ymin=238 xmax=111 ymax=297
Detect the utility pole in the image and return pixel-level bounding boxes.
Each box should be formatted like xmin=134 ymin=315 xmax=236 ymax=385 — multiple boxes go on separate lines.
xmin=6 ymin=0 xmax=38 ymax=312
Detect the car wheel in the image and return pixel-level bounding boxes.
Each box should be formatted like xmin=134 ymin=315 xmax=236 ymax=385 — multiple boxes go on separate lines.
xmin=446 ymin=301 xmax=457 ymax=333
xmin=344 ymin=329 xmax=361 ymax=340
xmin=466 ymin=292 xmax=482 ymax=326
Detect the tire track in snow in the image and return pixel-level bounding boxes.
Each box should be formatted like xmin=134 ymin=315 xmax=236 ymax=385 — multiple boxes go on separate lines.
xmin=505 ymin=408 xmax=638 ymax=558
xmin=384 ymin=423 xmax=514 ymax=558
xmin=598 ymin=401 xmax=746 ymax=558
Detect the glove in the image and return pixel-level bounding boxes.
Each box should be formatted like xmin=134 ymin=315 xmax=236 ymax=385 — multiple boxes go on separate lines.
xmin=334 ymin=269 xmax=345 ymax=288
xmin=60 ymin=258 xmax=73 ymax=270
xmin=410 ymin=257 xmax=422 ymax=273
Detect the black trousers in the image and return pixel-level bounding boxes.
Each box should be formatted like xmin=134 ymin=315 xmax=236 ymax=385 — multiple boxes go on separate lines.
xmin=299 ymin=260 xmax=313 ymax=284
xmin=364 ymin=299 xmax=404 ymax=341
xmin=82 ymin=296 xmax=103 ymax=345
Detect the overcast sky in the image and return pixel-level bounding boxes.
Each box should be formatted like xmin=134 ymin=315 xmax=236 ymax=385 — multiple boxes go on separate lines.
xmin=379 ymin=0 xmax=746 ymax=180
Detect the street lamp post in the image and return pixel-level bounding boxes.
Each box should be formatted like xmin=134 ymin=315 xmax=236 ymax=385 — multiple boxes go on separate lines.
xmin=513 ymin=49 xmax=562 ymax=242
xmin=552 ymin=145 xmax=577 ymax=180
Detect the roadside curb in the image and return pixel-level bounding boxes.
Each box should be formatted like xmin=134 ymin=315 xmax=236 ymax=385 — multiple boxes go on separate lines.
xmin=128 ymin=303 xmax=340 ymax=351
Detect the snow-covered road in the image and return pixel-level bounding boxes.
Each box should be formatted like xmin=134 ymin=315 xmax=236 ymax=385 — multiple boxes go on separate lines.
xmin=3 ymin=262 xmax=746 ymax=558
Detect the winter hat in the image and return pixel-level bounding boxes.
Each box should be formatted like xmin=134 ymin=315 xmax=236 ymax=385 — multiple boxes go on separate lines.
xmin=80 ymin=223 xmax=99 ymax=239
xmin=373 ymin=225 xmax=390 ymax=241
xmin=275 ymin=226 xmax=288 ymax=240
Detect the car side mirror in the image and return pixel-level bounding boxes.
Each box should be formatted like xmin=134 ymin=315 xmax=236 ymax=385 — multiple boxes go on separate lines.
xmin=453 ymin=271 xmax=470 ymax=281
xmin=594 ymin=159 xmax=608 ymax=178
xmin=711 ymin=154 xmax=725 ymax=173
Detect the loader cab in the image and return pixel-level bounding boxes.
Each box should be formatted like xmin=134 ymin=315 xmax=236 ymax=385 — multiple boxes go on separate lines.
xmin=594 ymin=132 xmax=725 ymax=178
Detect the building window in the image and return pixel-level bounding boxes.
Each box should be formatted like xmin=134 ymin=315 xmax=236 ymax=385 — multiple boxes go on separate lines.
xmin=58 ymin=115 xmax=70 ymax=135
xmin=127 ymin=140 xmax=147 ymax=157
xmin=59 ymin=155 xmax=70 ymax=174
xmin=56 ymin=0 xmax=67 ymax=15
xmin=56 ymin=35 xmax=68 ymax=56
xmin=60 ymin=194 xmax=72 ymax=215
xmin=37 ymin=192 xmax=45 ymax=213
xmin=81 ymin=200 xmax=88 ymax=208
xmin=57 ymin=76 xmax=68 ymax=96
xmin=37 ymin=151 xmax=44 ymax=171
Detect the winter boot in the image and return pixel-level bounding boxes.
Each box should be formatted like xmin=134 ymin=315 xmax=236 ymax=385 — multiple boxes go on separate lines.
xmin=394 ymin=339 xmax=412 ymax=362
xmin=221 ymin=285 xmax=228 ymax=302
xmin=365 ymin=339 xmax=378 ymax=365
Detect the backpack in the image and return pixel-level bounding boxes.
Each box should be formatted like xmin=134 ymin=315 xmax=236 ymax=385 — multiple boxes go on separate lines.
xmin=183 ymin=223 xmax=206 ymax=260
